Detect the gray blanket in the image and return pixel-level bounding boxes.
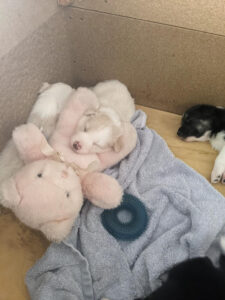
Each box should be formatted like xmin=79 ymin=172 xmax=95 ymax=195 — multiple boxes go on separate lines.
xmin=26 ymin=110 xmax=225 ymax=300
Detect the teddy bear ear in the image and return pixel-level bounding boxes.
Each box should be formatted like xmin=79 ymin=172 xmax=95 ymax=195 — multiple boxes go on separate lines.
xmin=12 ymin=123 xmax=53 ymax=163
xmin=0 ymin=177 xmax=21 ymax=209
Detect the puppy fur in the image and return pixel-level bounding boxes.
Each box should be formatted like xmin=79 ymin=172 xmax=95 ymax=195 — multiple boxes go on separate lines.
xmin=177 ymin=104 xmax=225 ymax=183
xmin=103 ymin=238 xmax=225 ymax=300
xmin=28 ymin=82 xmax=73 ymax=139
xmin=92 ymin=79 xmax=135 ymax=122
xmin=71 ymin=80 xmax=135 ymax=154
xmin=139 ymin=252 xmax=225 ymax=300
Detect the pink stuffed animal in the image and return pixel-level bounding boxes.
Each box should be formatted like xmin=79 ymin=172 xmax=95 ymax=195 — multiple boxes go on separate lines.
xmin=0 ymin=87 xmax=137 ymax=242
xmin=0 ymin=124 xmax=124 ymax=242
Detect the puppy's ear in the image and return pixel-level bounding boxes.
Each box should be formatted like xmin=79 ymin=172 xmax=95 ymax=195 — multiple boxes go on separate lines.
xmin=113 ymin=136 xmax=123 ymax=153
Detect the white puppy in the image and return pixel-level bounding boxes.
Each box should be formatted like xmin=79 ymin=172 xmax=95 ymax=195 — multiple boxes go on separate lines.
xmin=28 ymin=82 xmax=73 ymax=138
xmin=71 ymin=80 xmax=135 ymax=154
xmin=92 ymin=79 xmax=135 ymax=122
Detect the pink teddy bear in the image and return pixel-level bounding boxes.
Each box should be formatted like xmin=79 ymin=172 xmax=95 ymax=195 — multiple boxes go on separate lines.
xmin=0 ymin=88 xmax=137 ymax=242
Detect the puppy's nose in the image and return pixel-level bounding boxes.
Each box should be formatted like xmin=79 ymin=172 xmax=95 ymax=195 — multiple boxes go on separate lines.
xmin=73 ymin=141 xmax=82 ymax=151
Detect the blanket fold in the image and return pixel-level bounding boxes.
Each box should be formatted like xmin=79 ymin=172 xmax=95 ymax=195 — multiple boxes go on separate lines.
xmin=26 ymin=110 xmax=225 ymax=300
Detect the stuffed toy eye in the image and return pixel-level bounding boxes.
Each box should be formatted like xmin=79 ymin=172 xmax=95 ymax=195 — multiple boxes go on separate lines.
xmin=37 ymin=173 xmax=42 ymax=178
xmin=66 ymin=192 xmax=70 ymax=198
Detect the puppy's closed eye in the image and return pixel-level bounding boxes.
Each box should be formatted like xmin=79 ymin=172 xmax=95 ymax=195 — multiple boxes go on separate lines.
xmin=184 ymin=116 xmax=190 ymax=123
xmin=83 ymin=123 xmax=90 ymax=132
xmin=93 ymin=142 xmax=102 ymax=148
xmin=183 ymin=113 xmax=190 ymax=122
xmin=84 ymin=109 xmax=97 ymax=117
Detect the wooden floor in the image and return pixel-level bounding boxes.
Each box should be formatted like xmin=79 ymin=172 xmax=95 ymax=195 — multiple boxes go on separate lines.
xmin=1 ymin=106 xmax=225 ymax=300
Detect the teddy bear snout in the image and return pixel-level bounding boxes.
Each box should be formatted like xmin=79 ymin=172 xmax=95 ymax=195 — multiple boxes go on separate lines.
xmin=73 ymin=141 xmax=82 ymax=151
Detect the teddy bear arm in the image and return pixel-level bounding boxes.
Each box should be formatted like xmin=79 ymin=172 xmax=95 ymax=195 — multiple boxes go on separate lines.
xmin=0 ymin=177 xmax=21 ymax=209
xmin=82 ymin=172 xmax=123 ymax=209
xmin=53 ymin=88 xmax=99 ymax=138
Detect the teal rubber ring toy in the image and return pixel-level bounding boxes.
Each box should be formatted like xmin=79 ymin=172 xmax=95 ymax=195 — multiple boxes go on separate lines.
xmin=101 ymin=193 xmax=149 ymax=241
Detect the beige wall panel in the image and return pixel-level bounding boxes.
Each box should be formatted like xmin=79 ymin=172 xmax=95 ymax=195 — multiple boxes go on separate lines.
xmin=0 ymin=0 xmax=59 ymax=58
xmin=66 ymin=8 xmax=225 ymax=115
xmin=0 ymin=11 xmax=75 ymax=150
xmin=72 ymin=0 xmax=225 ymax=36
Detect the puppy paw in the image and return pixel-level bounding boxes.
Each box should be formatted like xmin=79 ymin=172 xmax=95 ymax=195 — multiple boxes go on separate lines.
xmin=221 ymin=173 xmax=225 ymax=184
xmin=220 ymin=236 xmax=225 ymax=254
xmin=212 ymin=150 xmax=225 ymax=184
xmin=211 ymin=163 xmax=225 ymax=183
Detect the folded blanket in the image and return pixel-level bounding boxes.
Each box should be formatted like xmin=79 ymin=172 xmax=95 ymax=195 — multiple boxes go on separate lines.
xmin=26 ymin=110 xmax=225 ymax=300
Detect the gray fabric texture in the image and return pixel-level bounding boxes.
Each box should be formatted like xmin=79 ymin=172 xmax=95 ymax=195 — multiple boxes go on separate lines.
xmin=26 ymin=110 xmax=225 ymax=300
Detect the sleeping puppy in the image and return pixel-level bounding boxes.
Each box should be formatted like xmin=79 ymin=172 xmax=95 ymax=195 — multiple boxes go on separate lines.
xmin=138 ymin=237 xmax=225 ymax=300
xmin=140 ymin=254 xmax=225 ymax=300
xmin=71 ymin=80 xmax=135 ymax=154
xmin=103 ymin=238 xmax=225 ymax=300
xmin=177 ymin=104 xmax=225 ymax=183
xmin=28 ymin=82 xmax=73 ymax=139
xmin=71 ymin=107 xmax=124 ymax=153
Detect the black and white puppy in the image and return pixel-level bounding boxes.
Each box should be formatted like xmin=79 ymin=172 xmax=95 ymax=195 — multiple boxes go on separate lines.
xmin=103 ymin=240 xmax=225 ymax=300
xmin=177 ymin=104 xmax=225 ymax=184
xmin=139 ymin=237 xmax=225 ymax=300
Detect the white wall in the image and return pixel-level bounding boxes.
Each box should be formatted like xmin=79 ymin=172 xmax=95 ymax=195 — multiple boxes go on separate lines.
xmin=0 ymin=0 xmax=58 ymax=58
